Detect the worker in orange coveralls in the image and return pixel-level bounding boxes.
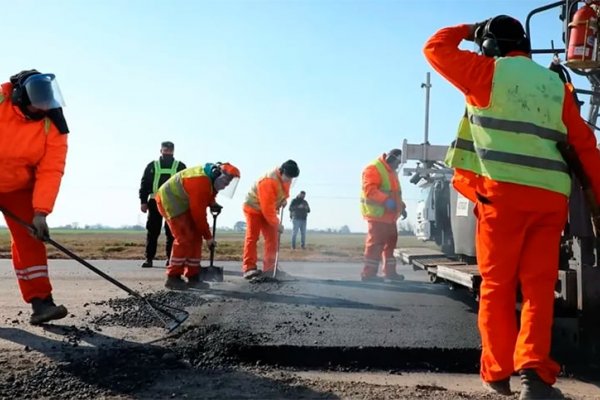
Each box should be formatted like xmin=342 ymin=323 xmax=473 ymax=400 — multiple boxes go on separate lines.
xmin=155 ymin=162 xmax=240 ymax=290
xmin=0 ymin=70 xmax=70 ymax=325
xmin=242 ymin=160 xmax=300 ymax=279
xmin=360 ymin=149 xmax=407 ymax=282
xmin=424 ymin=15 xmax=600 ymax=399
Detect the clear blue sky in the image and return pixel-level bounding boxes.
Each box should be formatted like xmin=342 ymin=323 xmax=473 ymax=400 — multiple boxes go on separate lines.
xmin=1 ymin=1 xmax=591 ymax=232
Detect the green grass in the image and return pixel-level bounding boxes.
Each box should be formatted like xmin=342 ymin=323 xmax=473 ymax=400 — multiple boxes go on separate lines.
xmin=0 ymin=229 xmax=434 ymax=262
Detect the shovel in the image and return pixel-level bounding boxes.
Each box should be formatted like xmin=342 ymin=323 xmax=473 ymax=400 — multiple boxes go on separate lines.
xmin=199 ymin=209 xmax=224 ymax=282
xmin=0 ymin=207 xmax=189 ymax=333
xmin=250 ymin=207 xmax=285 ymax=284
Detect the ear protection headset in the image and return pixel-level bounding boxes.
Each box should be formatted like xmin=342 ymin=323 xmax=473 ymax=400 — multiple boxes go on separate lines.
xmin=10 ymin=70 xmax=41 ymax=106
xmin=211 ymin=162 xmax=223 ymax=179
xmin=480 ymin=15 xmax=528 ymax=58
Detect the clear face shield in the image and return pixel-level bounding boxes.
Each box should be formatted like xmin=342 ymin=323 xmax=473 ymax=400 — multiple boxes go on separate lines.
xmin=23 ymin=74 xmax=65 ymax=111
xmin=387 ymin=153 xmax=403 ymax=172
xmin=282 ymin=174 xmax=297 ymax=189
xmin=215 ymin=174 xmax=239 ymax=198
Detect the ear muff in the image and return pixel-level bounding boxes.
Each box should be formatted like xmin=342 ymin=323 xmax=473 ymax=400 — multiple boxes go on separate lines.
xmin=11 ymin=85 xmax=25 ymax=106
xmin=480 ymin=15 xmax=528 ymax=58
xmin=211 ymin=162 xmax=223 ymax=179
xmin=481 ymin=18 xmax=501 ymax=57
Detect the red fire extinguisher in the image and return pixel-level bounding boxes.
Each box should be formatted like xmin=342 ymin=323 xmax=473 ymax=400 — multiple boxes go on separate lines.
xmin=567 ymin=2 xmax=600 ymax=67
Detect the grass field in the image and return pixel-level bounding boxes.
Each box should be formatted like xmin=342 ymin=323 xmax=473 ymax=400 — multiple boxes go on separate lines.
xmin=0 ymin=229 xmax=436 ymax=262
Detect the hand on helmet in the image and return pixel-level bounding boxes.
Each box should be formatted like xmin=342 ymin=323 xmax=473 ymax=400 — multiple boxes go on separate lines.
xmin=31 ymin=213 xmax=49 ymax=241
xmin=466 ymin=19 xmax=489 ymax=43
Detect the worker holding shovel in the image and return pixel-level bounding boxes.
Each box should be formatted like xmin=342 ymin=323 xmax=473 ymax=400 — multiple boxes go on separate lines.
xmin=155 ymin=162 xmax=240 ymax=290
xmin=0 ymin=69 xmax=70 ymax=325
xmin=242 ymin=160 xmax=299 ymax=280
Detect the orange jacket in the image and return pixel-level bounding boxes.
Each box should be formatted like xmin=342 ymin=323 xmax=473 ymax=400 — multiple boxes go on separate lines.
xmin=157 ymin=167 xmax=217 ymax=240
xmin=0 ymin=83 xmax=68 ymax=214
xmin=362 ymin=154 xmax=405 ymax=223
xmin=423 ymin=25 xmax=600 ymax=212
xmin=182 ymin=174 xmax=216 ymax=240
xmin=243 ymin=168 xmax=290 ymax=227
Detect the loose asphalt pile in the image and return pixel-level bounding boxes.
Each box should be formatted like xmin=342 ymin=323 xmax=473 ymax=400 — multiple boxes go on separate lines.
xmin=0 ymin=324 xmax=261 ymax=399
xmin=90 ymin=290 xmax=207 ymax=328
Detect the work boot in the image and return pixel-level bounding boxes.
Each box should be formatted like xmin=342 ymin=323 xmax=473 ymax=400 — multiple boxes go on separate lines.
xmin=141 ymin=259 xmax=153 ymax=268
xmin=243 ymin=269 xmax=261 ymax=280
xmin=30 ymin=296 xmax=68 ymax=325
xmin=164 ymin=276 xmax=188 ymax=291
xmin=482 ymin=378 xmax=512 ymax=396
xmin=187 ymin=275 xmax=210 ymax=289
xmin=384 ymin=272 xmax=405 ymax=282
xmin=519 ymin=369 xmax=565 ymax=400
xmin=361 ymin=275 xmax=384 ymax=282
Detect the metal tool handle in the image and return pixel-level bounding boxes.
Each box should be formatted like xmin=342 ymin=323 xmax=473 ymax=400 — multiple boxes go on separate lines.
xmin=209 ymin=209 xmax=220 ymax=267
xmin=273 ymin=206 xmax=285 ymax=278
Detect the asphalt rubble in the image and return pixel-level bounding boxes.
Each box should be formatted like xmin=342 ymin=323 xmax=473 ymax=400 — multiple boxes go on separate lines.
xmin=0 ymin=288 xmax=593 ymax=400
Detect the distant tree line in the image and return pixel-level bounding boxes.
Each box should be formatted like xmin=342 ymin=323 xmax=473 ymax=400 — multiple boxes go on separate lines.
xmin=55 ymin=223 xmax=144 ymax=231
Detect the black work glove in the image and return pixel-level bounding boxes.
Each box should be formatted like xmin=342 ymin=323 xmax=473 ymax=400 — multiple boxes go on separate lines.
xmin=401 ymin=209 xmax=408 ymax=220
xmin=210 ymin=203 xmax=223 ymax=214
xmin=31 ymin=213 xmax=49 ymax=241
xmin=466 ymin=20 xmax=489 ymax=43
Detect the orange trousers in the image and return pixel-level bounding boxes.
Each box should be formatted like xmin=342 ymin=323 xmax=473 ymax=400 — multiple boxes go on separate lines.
xmin=361 ymin=221 xmax=398 ymax=278
xmin=475 ymin=201 xmax=566 ymax=385
xmin=0 ymin=190 xmax=52 ymax=303
xmin=156 ymin=202 xmax=202 ymax=278
xmin=242 ymin=210 xmax=278 ymax=273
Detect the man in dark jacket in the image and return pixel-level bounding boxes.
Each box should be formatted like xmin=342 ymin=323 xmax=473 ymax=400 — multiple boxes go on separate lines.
xmin=289 ymin=191 xmax=310 ymax=249
xmin=138 ymin=141 xmax=186 ymax=268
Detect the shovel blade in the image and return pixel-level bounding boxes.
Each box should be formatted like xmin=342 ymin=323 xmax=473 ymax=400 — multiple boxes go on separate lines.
xmin=200 ymin=266 xmax=224 ymax=282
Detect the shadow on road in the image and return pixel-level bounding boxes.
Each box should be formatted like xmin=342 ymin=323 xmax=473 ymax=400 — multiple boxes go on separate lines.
xmin=0 ymin=326 xmax=339 ymax=399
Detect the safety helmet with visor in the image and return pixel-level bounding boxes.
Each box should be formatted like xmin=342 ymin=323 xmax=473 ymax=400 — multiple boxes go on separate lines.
xmin=213 ymin=162 xmax=240 ymax=198
xmin=22 ymin=73 xmax=65 ymax=111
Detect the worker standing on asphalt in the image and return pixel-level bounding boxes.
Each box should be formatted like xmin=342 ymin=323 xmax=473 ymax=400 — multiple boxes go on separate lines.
xmin=155 ymin=162 xmax=240 ymax=290
xmin=242 ymin=160 xmax=299 ymax=279
xmin=0 ymin=69 xmax=70 ymax=325
xmin=289 ymin=190 xmax=311 ymax=250
xmin=360 ymin=149 xmax=407 ymax=282
xmin=424 ymin=15 xmax=600 ymax=399
xmin=138 ymin=141 xmax=186 ymax=268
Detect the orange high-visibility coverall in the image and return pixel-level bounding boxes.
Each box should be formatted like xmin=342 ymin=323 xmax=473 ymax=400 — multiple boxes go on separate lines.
xmin=361 ymin=154 xmax=405 ymax=278
xmin=0 ymin=83 xmax=68 ymax=303
xmin=155 ymin=166 xmax=216 ymax=278
xmin=242 ymin=168 xmax=290 ymax=273
xmin=424 ymin=25 xmax=600 ymax=385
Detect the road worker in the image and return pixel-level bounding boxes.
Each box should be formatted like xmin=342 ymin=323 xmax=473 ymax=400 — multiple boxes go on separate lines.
xmin=138 ymin=141 xmax=187 ymax=268
xmin=424 ymin=15 xmax=600 ymax=399
xmin=0 ymin=69 xmax=70 ymax=325
xmin=155 ymin=162 xmax=240 ymax=290
xmin=242 ymin=160 xmax=299 ymax=279
xmin=360 ymin=149 xmax=407 ymax=282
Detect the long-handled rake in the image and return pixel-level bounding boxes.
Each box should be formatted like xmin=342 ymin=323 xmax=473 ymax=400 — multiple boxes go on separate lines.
xmin=0 ymin=207 xmax=189 ymax=332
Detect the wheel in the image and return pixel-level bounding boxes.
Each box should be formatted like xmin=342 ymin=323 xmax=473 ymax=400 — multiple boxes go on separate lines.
xmin=428 ymin=272 xmax=440 ymax=284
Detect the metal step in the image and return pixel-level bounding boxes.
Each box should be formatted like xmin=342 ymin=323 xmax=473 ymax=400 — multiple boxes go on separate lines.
xmin=395 ymin=247 xmax=445 ymax=266
xmin=436 ymin=264 xmax=481 ymax=290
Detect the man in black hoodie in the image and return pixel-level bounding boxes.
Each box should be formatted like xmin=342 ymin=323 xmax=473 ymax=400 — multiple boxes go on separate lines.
xmin=138 ymin=141 xmax=186 ymax=268
xmin=289 ymin=191 xmax=310 ymax=249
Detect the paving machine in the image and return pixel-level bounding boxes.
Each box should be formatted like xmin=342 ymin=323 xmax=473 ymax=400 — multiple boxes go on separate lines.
xmin=397 ymin=1 xmax=600 ymax=367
